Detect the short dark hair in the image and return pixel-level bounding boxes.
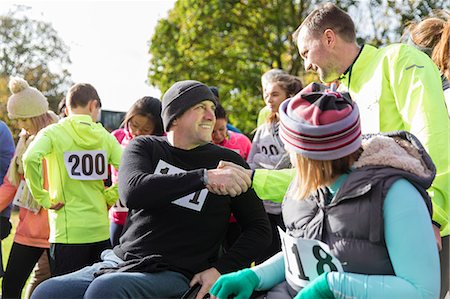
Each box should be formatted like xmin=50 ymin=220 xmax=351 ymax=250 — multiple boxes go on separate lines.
xmin=66 ymin=83 xmax=102 ymax=109
xmin=293 ymin=3 xmax=356 ymax=43
xmin=214 ymin=104 xmax=227 ymax=120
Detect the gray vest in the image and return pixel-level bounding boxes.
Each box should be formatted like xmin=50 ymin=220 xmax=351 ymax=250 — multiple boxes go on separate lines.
xmin=282 ymin=165 xmax=432 ymax=277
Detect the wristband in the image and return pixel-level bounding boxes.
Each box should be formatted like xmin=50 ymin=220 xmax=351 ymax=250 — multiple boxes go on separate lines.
xmin=201 ymin=168 xmax=208 ymax=186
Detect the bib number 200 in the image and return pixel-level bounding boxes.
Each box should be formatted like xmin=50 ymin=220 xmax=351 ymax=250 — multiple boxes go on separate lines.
xmin=64 ymin=150 xmax=108 ymax=180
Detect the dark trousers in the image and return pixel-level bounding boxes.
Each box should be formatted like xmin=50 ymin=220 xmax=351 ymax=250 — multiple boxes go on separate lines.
xmin=2 ymin=242 xmax=50 ymax=299
xmin=49 ymin=239 xmax=111 ymax=277
xmin=255 ymin=213 xmax=284 ymax=265
xmin=440 ymin=235 xmax=449 ymax=299
xmin=110 ymin=222 xmax=124 ymax=247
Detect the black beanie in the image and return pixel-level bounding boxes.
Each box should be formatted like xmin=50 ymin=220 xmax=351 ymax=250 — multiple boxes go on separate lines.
xmin=162 ymin=80 xmax=217 ymax=131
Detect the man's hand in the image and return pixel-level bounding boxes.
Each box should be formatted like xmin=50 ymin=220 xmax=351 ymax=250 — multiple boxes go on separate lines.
xmin=433 ymin=224 xmax=442 ymax=251
xmin=217 ymin=161 xmax=253 ymax=177
xmin=206 ymin=161 xmax=252 ymax=197
xmin=190 ymin=267 xmax=221 ymax=299
xmin=49 ymin=202 xmax=65 ymax=210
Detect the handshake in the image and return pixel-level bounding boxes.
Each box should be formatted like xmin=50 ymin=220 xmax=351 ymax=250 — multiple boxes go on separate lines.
xmin=206 ymin=161 xmax=253 ymax=197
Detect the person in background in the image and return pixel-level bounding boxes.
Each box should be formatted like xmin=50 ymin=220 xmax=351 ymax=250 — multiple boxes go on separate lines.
xmin=209 ymin=86 xmax=241 ymax=133
xmin=23 ymin=83 xmax=122 ymax=277
xmin=405 ymin=12 xmax=450 ymax=117
xmin=212 ymin=104 xmax=251 ymax=160
xmin=212 ymin=104 xmax=253 ymax=251
xmin=256 ymin=69 xmax=286 ymax=127
xmin=211 ymin=89 xmax=440 ymax=299
xmin=109 ymin=96 xmax=164 ymax=246
xmin=0 ymin=119 xmax=15 ymax=278
xmin=248 ymin=73 xmax=302 ymax=264
xmin=0 ymin=77 xmax=58 ymax=299
xmin=57 ymin=98 xmax=67 ymax=118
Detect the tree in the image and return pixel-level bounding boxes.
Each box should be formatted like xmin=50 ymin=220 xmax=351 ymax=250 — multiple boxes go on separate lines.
xmin=148 ymin=0 xmax=446 ymax=134
xmin=0 ymin=5 xmax=72 ymax=137
xmin=351 ymin=0 xmax=448 ymax=46
xmin=148 ymin=0 xmax=357 ymax=133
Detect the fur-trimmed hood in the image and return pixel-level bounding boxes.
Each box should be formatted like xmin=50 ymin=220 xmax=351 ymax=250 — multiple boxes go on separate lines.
xmin=332 ymin=131 xmax=435 ymax=214
xmin=354 ymin=131 xmax=435 ymax=184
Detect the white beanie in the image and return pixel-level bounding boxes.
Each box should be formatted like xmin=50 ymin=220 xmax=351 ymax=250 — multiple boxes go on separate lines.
xmin=7 ymin=77 xmax=49 ymax=119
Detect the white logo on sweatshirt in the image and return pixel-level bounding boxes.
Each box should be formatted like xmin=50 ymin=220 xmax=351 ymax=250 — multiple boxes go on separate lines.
xmin=155 ymin=160 xmax=207 ymax=212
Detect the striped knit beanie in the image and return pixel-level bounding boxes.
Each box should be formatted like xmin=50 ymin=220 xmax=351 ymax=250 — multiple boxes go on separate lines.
xmin=279 ymin=85 xmax=361 ymax=160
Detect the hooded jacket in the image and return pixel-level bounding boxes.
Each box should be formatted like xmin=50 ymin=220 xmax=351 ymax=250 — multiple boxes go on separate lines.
xmin=23 ymin=115 xmax=123 ymax=244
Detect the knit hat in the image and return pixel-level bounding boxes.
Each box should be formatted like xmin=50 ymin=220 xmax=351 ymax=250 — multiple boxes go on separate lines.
xmin=7 ymin=77 xmax=49 ymax=119
xmin=162 ymin=80 xmax=217 ymax=131
xmin=279 ymin=84 xmax=361 ymax=160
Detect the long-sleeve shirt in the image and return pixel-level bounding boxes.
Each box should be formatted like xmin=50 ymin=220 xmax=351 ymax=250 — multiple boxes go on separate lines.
xmin=114 ymin=136 xmax=271 ymax=279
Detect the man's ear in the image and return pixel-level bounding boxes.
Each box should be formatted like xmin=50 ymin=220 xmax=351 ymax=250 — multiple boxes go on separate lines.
xmin=89 ymin=99 xmax=98 ymax=112
xmin=323 ymin=29 xmax=337 ymax=48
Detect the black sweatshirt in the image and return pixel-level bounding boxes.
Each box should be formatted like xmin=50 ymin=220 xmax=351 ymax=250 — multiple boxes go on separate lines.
xmin=114 ymin=136 xmax=271 ymax=279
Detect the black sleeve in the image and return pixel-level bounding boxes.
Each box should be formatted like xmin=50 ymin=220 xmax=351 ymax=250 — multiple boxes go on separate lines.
xmin=118 ymin=138 xmax=205 ymax=209
xmin=212 ymin=170 xmax=272 ymax=273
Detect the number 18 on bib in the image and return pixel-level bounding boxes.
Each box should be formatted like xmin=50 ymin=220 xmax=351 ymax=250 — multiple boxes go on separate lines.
xmin=278 ymin=227 xmax=343 ymax=290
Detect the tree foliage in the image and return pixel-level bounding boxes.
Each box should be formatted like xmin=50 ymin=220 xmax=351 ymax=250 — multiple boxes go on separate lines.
xmin=351 ymin=0 xmax=448 ymax=46
xmin=0 ymin=5 xmax=72 ymax=137
xmin=148 ymin=0 xmax=447 ymax=134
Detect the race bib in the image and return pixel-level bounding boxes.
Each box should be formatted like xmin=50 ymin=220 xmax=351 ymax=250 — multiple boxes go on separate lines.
xmin=155 ymin=160 xmax=207 ymax=212
xmin=64 ymin=150 xmax=108 ymax=180
xmin=279 ymin=227 xmax=343 ymax=290
xmin=13 ymin=180 xmax=41 ymax=214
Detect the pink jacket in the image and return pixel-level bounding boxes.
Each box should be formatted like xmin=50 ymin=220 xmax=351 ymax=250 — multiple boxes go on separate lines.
xmin=216 ymin=131 xmax=252 ymax=160
xmin=0 ymin=164 xmax=50 ymax=248
xmin=108 ymin=128 xmax=132 ymax=225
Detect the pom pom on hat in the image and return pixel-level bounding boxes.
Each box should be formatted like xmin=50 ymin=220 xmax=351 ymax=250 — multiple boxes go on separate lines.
xmin=8 ymin=77 xmax=30 ymax=94
xmin=7 ymin=77 xmax=49 ymax=120
xmin=279 ymin=84 xmax=361 ymax=160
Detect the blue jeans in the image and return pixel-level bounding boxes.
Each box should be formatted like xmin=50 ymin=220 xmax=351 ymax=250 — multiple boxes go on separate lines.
xmin=31 ymin=250 xmax=190 ymax=299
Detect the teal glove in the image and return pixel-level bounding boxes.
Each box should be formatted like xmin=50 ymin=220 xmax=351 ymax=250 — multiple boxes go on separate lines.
xmin=210 ymin=268 xmax=259 ymax=299
xmin=294 ymin=272 xmax=334 ymax=299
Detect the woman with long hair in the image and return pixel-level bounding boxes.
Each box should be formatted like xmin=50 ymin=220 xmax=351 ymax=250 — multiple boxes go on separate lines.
xmin=0 ymin=77 xmax=58 ymax=299
xmin=247 ymin=73 xmax=302 ymax=264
